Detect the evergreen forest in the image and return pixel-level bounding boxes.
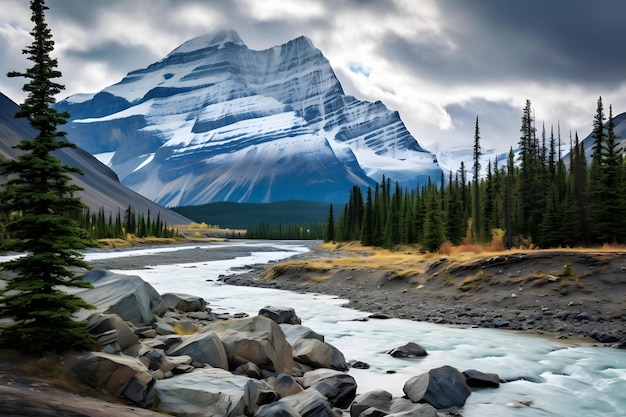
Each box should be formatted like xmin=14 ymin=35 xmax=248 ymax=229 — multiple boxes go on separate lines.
xmin=329 ymin=98 xmax=626 ymax=251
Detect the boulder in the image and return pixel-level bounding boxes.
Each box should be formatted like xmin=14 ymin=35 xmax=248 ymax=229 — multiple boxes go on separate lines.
xmin=591 ymin=330 xmax=620 ymax=343
xmin=350 ymin=391 xmax=438 ymax=417
xmin=255 ymin=401 xmax=301 ymax=417
xmin=280 ymin=323 xmax=325 ymax=345
xmin=462 ymin=369 xmax=500 ymax=388
xmin=267 ymin=373 xmax=304 ymax=398
xmin=328 ymin=342 xmax=349 ymax=371
xmin=279 ymin=388 xmax=337 ymax=417
xmin=293 ymin=338 xmax=334 ymax=369
xmin=86 ymin=313 xmax=139 ymax=351
xmin=259 ymin=306 xmax=301 ymax=325
xmin=207 ymin=316 xmax=294 ymax=373
xmin=153 ymin=321 xmax=176 ymax=336
xmin=387 ymin=398 xmax=438 ymax=417
xmin=71 ymin=352 xmax=155 ymax=406
xmin=350 ymin=389 xmax=393 ymax=417
xmin=292 ymin=338 xmax=348 ymax=371
xmin=76 ymin=269 xmax=167 ymax=326
xmin=155 ymin=368 xmax=269 ymax=417
xmin=143 ymin=348 xmax=186 ymax=375
xmin=166 ymin=331 xmax=229 ymax=370
xmin=387 ymin=342 xmax=428 ymax=358
xmin=403 ymin=365 xmax=472 ymax=409
xmin=302 ymin=368 xmax=357 ymax=409
xmin=234 ymin=362 xmax=262 ymax=379
xmin=162 ymin=293 xmax=206 ymax=313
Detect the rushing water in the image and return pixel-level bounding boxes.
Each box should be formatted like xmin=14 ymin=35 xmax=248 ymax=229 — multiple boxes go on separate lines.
xmin=79 ymin=241 xmax=626 ymax=417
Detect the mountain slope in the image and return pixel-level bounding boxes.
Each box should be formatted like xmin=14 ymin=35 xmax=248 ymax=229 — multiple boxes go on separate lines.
xmin=0 ymin=92 xmax=191 ymax=226
xmin=57 ymin=30 xmax=442 ymax=206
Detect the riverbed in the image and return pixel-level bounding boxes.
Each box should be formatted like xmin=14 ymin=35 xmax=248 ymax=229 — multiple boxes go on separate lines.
xmin=83 ymin=241 xmax=626 ymax=417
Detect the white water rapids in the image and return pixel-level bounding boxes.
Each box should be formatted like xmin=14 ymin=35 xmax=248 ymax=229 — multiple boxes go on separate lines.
xmin=76 ymin=241 xmax=626 ymax=416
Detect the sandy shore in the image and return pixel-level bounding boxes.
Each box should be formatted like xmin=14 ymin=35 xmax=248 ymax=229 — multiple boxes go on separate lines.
xmin=92 ymin=241 xmax=626 ymax=345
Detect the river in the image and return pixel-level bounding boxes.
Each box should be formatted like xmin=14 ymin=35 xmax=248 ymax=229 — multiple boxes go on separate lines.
xmin=82 ymin=241 xmax=625 ymax=417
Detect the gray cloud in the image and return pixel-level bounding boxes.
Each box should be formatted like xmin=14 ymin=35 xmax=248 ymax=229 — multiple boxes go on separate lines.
xmin=1 ymin=0 xmax=625 ymax=154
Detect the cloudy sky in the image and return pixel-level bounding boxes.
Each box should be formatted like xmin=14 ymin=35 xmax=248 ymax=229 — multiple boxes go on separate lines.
xmin=1 ymin=0 xmax=625 ymax=157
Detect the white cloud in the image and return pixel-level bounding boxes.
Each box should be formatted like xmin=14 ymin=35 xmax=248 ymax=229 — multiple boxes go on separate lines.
xmin=2 ymin=0 xmax=625 ymax=155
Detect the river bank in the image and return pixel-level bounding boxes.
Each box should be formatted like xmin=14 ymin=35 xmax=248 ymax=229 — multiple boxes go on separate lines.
xmin=2 ymin=240 xmax=625 ymax=416
xmin=223 ymin=243 xmax=626 ymax=345
xmin=88 ymin=240 xmax=626 ymax=345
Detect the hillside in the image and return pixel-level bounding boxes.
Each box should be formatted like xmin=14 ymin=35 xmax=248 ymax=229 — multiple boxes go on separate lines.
xmin=0 ymin=92 xmax=190 ymax=226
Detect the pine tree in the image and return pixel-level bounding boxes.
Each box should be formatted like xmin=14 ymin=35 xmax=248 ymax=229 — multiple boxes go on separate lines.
xmin=324 ymin=205 xmax=335 ymax=242
xmin=0 ymin=0 xmax=94 ymax=353
xmin=422 ymin=186 xmax=444 ymax=252
xmin=472 ymin=116 xmax=482 ymax=241
xmin=360 ymin=187 xmax=374 ymax=246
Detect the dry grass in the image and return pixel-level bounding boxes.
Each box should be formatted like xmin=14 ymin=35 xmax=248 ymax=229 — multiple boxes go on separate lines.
xmin=459 ymin=271 xmax=486 ymax=291
xmin=0 ymin=350 xmax=85 ymax=394
xmin=268 ymin=243 xmax=428 ymax=278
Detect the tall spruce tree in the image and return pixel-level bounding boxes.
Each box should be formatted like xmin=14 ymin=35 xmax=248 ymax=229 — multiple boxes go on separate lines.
xmin=472 ymin=116 xmax=482 ymax=241
xmin=324 ymin=204 xmax=335 ymax=242
xmin=0 ymin=0 xmax=94 ymax=352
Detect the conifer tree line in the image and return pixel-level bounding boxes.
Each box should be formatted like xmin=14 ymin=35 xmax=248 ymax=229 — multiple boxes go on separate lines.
xmin=1 ymin=206 xmax=179 ymax=243
xmin=246 ymin=221 xmax=325 ymax=240
xmin=328 ymin=98 xmax=626 ymax=250
xmin=75 ymin=206 xmax=179 ymax=240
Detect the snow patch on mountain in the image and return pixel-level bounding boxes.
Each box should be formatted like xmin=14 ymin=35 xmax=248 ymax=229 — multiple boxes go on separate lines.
xmin=57 ymin=30 xmax=442 ymax=205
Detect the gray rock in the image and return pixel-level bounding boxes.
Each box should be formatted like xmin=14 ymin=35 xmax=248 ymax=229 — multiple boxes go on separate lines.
xmin=462 ymin=369 xmax=500 ymax=388
xmin=293 ymin=338 xmax=334 ymax=369
xmin=591 ymin=331 xmax=620 ymax=343
xmin=279 ymin=323 xmax=325 ymax=345
xmin=162 ymin=293 xmax=206 ymax=313
xmin=76 ymin=269 xmax=166 ymax=326
xmin=87 ymin=313 xmax=139 ymax=351
xmin=404 ymin=365 xmax=472 ymax=409
xmin=387 ymin=342 xmax=428 ymax=358
xmin=350 ymin=361 xmax=370 ymax=369
xmin=255 ymin=401 xmax=301 ymax=417
xmin=143 ymin=348 xmax=182 ymax=374
xmin=350 ymin=390 xmax=438 ymax=417
xmin=207 ymin=316 xmax=294 ymax=373
xmin=302 ymin=368 xmax=357 ymax=409
xmin=350 ymin=390 xmax=392 ymax=417
xmin=328 ymin=342 xmax=349 ymax=371
xmin=387 ymin=398 xmax=438 ymax=416
xmin=259 ymin=305 xmax=302 ymax=325
xmin=166 ymin=331 xmax=229 ymax=370
xmin=155 ymin=368 xmax=269 ymax=417
xmin=267 ymin=373 xmax=304 ymax=398
xmin=280 ymin=388 xmax=336 ymax=417
xmin=71 ymin=352 xmax=156 ymax=406
xmin=234 ymin=362 xmax=262 ymax=379
xmin=153 ymin=321 xmax=176 ymax=336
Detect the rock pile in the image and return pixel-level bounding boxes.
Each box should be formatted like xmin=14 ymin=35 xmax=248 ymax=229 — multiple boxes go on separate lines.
xmin=68 ymin=269 xmax=501 ymax=416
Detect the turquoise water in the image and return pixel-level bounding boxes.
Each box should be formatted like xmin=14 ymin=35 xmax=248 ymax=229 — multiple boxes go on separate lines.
xmin=83 ymin=241 xmax=626 ymax=417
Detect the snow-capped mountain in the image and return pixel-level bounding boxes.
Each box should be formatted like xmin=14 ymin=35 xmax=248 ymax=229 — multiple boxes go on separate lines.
xmin=57 ymin=30 xmax=442 ymax=207
xmin=564 ymin=111 xmax=626 ymax=162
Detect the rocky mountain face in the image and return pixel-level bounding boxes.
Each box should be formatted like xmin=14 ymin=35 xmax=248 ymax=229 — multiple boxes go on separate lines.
xmin=0 ymin=92 xmax=190 ymax=225
xmin=57 ymin=30 xmax=442 ymax=207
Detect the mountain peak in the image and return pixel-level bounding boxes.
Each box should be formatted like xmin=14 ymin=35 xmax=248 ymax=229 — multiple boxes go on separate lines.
xmin=57 ymin=31 xmax=442 ymax=206
xmin=169 ymin=30 xmax=245 ymax=55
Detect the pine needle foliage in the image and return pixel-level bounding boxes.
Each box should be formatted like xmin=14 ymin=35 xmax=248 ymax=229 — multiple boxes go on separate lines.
xmin=0 ymin=0 xmax=94 ymax=353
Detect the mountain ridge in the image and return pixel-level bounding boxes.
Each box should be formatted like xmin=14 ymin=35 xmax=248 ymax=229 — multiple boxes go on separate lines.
xmin=57 ymin=30 xmax=443 ymax=206
xmin=0 ymin=92 xmax=191 ymax=226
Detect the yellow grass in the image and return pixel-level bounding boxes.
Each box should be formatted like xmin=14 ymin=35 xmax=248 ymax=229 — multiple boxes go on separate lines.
xmin=271 ymin=240 xmax=626 ymax=286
